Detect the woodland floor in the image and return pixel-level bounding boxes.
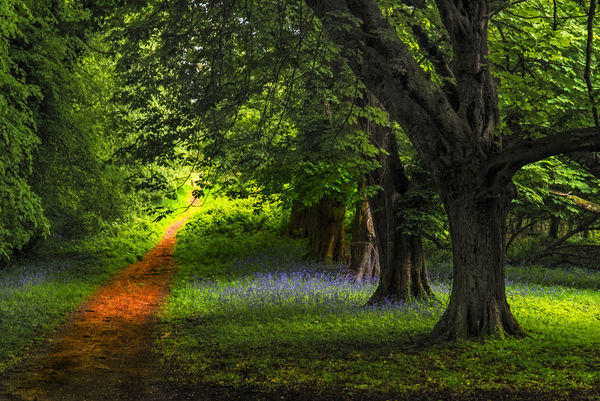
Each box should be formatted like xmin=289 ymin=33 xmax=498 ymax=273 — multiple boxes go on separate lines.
xmin=0 ymin=212 xmax=192 ymax=401
xmin=1 ymin=212 xmax=599 ymax=401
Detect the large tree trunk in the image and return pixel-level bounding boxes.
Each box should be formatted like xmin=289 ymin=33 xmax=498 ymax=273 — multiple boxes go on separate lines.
xmin=349 ymin=199 xmax=379 ymax=281
xmin=433 ymin=185 xmax=524 ymax=339
xmin=287 ymin=199 xmax=311 ymax=237
xmin=366 ymin=122 xmax=433 ymax=303
xmin=305 ymin=196 xmax=347 ymax=263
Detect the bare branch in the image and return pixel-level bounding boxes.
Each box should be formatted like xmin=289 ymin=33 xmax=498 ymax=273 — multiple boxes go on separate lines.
xmin=549 ymin=189 xmax=600 ymax=215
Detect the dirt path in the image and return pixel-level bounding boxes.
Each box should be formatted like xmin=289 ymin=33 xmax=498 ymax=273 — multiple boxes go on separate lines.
xmin=2 ymin=211 xmax=193 ymax=401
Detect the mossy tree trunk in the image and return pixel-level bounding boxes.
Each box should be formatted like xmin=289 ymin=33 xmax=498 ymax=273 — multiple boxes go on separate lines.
xmin=432 ymin=182 xmax=523 ymax=339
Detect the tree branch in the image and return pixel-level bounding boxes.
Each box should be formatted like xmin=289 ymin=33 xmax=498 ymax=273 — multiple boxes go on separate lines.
xmin=486 ymin=127 xmax=600 ymax=192
xmin=304 ymin=0 xmax=464 ymax=167
xmin=434 ymin=0 xmax=500 ymax=149
xmin=404 ymin=14 xmax=459 ymax=108
xmin=549 ymin=189 xmax=600 ymax=215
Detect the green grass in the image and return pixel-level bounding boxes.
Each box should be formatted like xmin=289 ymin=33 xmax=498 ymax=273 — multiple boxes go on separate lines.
xmin=0 ymin=185 xmax=193 ymax=373
xmin=160 ymin=197 xmax=600 ymax=399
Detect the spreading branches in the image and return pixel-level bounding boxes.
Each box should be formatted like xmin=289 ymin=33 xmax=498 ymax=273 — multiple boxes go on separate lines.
xmin=486 ymin=127 xmax=600 ymax=194
xmin=304 ymin=0 xmax=463 ymax=165
xmin=434 ymin=0 xmax=499 ymax=148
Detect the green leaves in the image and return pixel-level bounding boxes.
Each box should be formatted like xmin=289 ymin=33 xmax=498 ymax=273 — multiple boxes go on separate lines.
xmin=0 ymin=0 xmax=49 ymax=258
xmin=490 ymin=0 xmax=597 ymax=130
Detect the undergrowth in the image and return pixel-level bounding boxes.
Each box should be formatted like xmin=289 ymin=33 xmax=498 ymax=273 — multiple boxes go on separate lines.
xmin=161 ymin=197 xmax=600 ymax=399
xmin=0 ymin=185 xmax=192 ymax=374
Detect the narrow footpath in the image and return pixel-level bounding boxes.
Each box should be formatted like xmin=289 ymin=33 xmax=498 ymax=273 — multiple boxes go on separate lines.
xmin=3 ymin=211 xmax=192 ymax=401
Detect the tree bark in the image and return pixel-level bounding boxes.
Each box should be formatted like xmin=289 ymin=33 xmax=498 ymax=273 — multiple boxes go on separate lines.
xmin=305 ymin=196 xmax=347 ymax=263
xmin=549 ymin=217 xmax=560 ymax=239
xmin=366 ymin=121 xmax=432 ymax=303
xmin=287 ymin=199 xmax=311 ymax=237
xmin=432 ymin=180 xmax=524 ymax=339
xmin=349 ymin=199 xmax=380 ymax=281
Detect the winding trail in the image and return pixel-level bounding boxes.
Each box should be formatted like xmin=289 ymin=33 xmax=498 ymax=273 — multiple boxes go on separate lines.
xmin=3 ymin=209 xmax=193 ymax=401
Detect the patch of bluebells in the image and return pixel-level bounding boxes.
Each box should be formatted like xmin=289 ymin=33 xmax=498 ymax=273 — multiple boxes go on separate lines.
xmin=0 ymin=261 xmax=66 ymax=323
xmin=188 ymin=247 xmax=451 ymax=319
xmin=0 ymin=260 xmax=81 ymax=306
xmin=0 ymin=262 xmax=62 ymax=292
xmin=191 ymin=269 xmax=372 ymax=315
xmin=187 ymin=244 xmax=600 ymax=324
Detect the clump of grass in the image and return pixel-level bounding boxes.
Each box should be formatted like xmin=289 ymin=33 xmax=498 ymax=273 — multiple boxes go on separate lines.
xmin=161 ymin=197 xmax=600 ymax=398
xmin=174 ymin=196 xmax=293 ymax=278
xmin=0 ymin=259 xmax=114 ymax=372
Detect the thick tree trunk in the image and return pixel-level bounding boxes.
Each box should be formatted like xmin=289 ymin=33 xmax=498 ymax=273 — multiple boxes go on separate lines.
xmin=287 ymin=199 xmax=311 ymax=237
xmin=305 ymin=196 xmax=347 ymax=263
xmin=349 ymin=200 xmax=379 ymax=281
xmin=432 ymin=187 xmax=525 ymax=339
xmin=368 ymin=231 xmax=432 ymax=303
xmin=366 ymin=121 xmax=432 ymax=303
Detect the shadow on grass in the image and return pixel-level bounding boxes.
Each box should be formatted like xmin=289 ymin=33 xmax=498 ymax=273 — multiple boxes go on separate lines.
xmin=163 ymin=380 xmax=600 ymax=401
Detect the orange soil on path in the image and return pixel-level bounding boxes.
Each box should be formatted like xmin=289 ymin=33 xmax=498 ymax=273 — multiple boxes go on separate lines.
xmin=3 ymin=209 xmax=194 ymax=401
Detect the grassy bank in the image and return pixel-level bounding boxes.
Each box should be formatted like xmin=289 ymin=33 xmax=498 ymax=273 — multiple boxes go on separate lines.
xmin=0 ymin=186 xmax=192 ymax=374
xmin=160 ymin=197 xmax=600 ymax=399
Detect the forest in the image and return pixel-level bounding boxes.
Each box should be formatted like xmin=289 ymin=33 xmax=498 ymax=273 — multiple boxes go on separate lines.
xmin=1 ymin=0 xmax=600 ymax=400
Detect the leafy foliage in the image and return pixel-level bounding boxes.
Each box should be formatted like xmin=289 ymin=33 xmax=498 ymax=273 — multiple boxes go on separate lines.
xmin=489 ymin=1 xmax=600 ymax=264
xmin=0 ymin=0 xmax=49 ymax=258
xmin=174 ymin=196 xmax=291 ymax=274
xmin=0 ymin=0 xmax=186 ymax=259
xmin=111 ymin=0 xmax=382 ymax=213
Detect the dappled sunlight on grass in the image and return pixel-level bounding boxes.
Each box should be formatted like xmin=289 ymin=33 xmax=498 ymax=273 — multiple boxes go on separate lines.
xmin=161 ymin=198 xmax=600 ymax=397
xmin=162 ymin=255 xmax=600 ymax=394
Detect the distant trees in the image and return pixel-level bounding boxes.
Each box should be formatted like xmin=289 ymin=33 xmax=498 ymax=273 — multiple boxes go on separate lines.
xmin=112 ymin=0 xmax=440 ymax=302
xmin=112 ymin=1 xmax=377 ymax=265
